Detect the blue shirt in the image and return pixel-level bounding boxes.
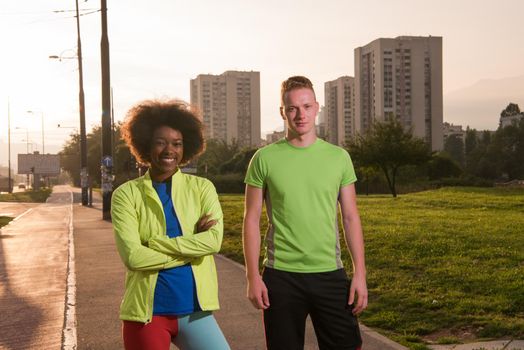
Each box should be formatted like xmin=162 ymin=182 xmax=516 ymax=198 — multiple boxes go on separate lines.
xmin=152 ymin=179 xmax=200 ymax=315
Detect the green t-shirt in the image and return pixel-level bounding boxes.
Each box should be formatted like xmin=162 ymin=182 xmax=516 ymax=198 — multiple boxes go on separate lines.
xmin=244 ymin=138 xmax=357 ymax=273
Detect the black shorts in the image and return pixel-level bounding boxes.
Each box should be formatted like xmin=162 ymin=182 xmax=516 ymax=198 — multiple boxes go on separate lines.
xmin=262 ymin=267 xmax=362 ymax=350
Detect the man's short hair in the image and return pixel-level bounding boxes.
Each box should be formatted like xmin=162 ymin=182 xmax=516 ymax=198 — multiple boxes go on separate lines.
xmin=280 ymin=76 xmax=315 ymax=106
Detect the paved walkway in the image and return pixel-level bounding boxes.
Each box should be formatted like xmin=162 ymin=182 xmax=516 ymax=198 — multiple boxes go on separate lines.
xmin=0 ymin=185 xmax=522 ymax=349
xmin=0 ymin=186 xmax=72 ymax=349
xmin=72 ymin=188 xmax=407 ymax=350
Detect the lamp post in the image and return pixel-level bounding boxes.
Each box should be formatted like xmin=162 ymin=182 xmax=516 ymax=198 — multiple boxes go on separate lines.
xmin=57 ymin=124 xmax=78 ymax=131
xmin=15 ymin=127 xmax=29 ymax=153
xmin=7 ymin=98 xmax=12 ymax=193
xmin=15 ymin=127 xmax=30 ymax=188
xmin=75 ymin=0 xmax=88 ymax=206
xmin=100 ymin=0 xmax=113 ymax=220
xmin=26 ymin=110 xmax=44 ymax=154
xmin=50 ymin=1 xmax=88 ymax=205
xmin=21 ymin=141 xmax=37 ymax=153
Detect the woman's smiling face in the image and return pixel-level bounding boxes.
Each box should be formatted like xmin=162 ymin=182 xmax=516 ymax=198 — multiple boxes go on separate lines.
xmin=149 ymin=125 xmax=184 ymax=182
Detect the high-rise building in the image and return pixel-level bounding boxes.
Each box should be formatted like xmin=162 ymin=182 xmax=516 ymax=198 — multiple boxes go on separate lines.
xmin=500 ymin=113 xmax=524 ymax=128
xmin=324 ymin=76 xmax=355 ymax=145
xmin=443 ymin=122 xmax=466 ymax=143
xmin=265 ymin=130 xmax=286 ymax=144
xmin=316 ymin=106 xmax=327 ymax=140
xmin=190 ymin=71 xmax=261 ymax=147
xmin=355 ymin=36 xmax=443 ymax=150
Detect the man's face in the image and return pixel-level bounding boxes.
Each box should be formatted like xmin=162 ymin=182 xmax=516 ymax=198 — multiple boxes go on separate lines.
xmin=280 ymin=88 xmax=319 ymax=137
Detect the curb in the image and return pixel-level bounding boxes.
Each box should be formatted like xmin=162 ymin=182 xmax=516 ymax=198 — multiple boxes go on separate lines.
xmin=215 ymin=254 xmax=408 ymax=350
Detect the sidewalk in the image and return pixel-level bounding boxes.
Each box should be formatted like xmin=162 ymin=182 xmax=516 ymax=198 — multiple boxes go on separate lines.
xmin=213 ymin=254 xmax=408 ymax=350
xmin=73 ymin=190 xmax=407 ymax=350
xmin=0 ymin=186 xmax=73 ymax=349
xmin=73 ymin=198 xmax=524 ymax=350
xmin=1 ymin=185 xmax=522 ymax=349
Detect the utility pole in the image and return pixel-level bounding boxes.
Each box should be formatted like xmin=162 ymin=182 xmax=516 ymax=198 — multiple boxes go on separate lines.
xmin=76 ymin=0 xmax=88 ymax=206
xmin=100 ymin=0 xmax=113 ymax=220
xmin=7 ymin=98 xmax=12 ymax=193
xmin=26 ymin=110 xmax=45 ymax=154
xmin=111 ymin=87 xmax=115 ymax=167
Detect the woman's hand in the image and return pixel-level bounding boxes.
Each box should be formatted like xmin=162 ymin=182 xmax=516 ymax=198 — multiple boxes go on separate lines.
xmin=196 ymin=213 xmax=217 ymax=233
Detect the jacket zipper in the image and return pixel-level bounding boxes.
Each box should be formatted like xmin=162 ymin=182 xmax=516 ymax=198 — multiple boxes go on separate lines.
xmin=144 ymin=179 xmax=167 ymax=324
xmin=146 ymin=275 xmax=154 ymax=324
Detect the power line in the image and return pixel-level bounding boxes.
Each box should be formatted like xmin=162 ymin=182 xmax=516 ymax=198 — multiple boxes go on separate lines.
xmin=0 ymin=8 xmax=96 ymax=16
xmin=54 ymin=9 xmax=101 ymax=18
xmin=53 ymin=8 xmax=99 ymax=13
xmin=0 ymin=8 xmax=99 ymax=24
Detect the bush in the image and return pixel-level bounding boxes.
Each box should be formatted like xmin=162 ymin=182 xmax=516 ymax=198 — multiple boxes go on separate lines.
xmin=0 ymin=188 xmax=52 ymax=202
xmin=427 ymin=154 xmax=463 ymax=180
xmin=206 ymin=173 xmax=245 ymax=194
xmin=0 ymin=216 xmax=13 ymax=228
xmin=431 ymin=176 xmax=494 ymax=188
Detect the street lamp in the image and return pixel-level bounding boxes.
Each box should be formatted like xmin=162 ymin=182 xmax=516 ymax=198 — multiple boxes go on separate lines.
xmin=15 ymin=127 xmax=29 ymax=153
xmin=21 ymin=140 xmax=37 ymax=153
xmin=49 ymin=0 xmax=88 ymax=206
xmin=49 ymin=48 xmax=77 ymax=62
xmin=101 ymin=0 xmax=113 ymax=220
xmin=7 ymin=98 xmax=12 ymax=193
xmin=57 ymin=124 xmax=78 ymax=131
xmin=15 ymin=126 xmax=31 ymax=188
xmin=75 ymin=0 xmax=88 ymax=206
xmin=26 ymin=110 xmax=44 ymax=154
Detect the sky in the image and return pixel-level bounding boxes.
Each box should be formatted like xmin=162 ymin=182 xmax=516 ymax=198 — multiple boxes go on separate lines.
xmin=1 ymin=0 xmax=524 ymax=166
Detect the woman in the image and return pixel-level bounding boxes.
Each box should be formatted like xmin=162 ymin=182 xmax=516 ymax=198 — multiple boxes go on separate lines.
xmin=111 ymin=99 xmax=230 ymax=350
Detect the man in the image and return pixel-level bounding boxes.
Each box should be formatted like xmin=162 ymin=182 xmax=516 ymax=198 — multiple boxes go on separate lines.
xmin=243 ymin=76 xmax=367 ymax=350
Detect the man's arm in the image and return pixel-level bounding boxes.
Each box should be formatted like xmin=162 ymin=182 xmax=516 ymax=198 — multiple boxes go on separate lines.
xmin=339 ymin=183 xmax=368 ymax=315
xmin=242 ymin=184 xmax=270 ymax=309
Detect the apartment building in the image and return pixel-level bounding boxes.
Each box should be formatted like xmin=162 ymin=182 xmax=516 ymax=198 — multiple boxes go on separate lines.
xmin=355 ymin=36 xmax=443 ymax=150
xmin=443 ymin=122 xmax=466 ymax=143
xmin=324 ymin=76 xmax=355 ymax=145
xmin=316 ymin=106 xmax=327 ymax=140
xmin=190 ymin=71 xmax=261 ymax=147
xmin=265 ymin=129 xmax=286 ymax=144
xmin=500 ymin=113 xmax=524 ymax=128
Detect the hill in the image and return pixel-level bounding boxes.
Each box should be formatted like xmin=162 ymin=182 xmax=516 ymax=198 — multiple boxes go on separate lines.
xmin=444 ymin=75 xmax=524 ymax=130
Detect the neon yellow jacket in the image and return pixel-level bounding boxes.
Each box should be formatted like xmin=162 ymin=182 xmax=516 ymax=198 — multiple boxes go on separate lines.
xmin=111 ymin=170 xmax=223 ymax=323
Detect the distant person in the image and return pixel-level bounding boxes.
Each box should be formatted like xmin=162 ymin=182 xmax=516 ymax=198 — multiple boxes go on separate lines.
xmin=112 ymin=99 xmax=230 ymax=350
xmin=243 ymin=76 xmax=367 ymax=350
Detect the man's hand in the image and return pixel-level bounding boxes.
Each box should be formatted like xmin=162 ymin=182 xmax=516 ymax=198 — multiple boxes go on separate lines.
xmin=348 ymin=272 xmax=368 ymax=315
xmin=196 ymin=213 xmax=217 ymax=233
xmin=247 ymin=274 xmax=270 ymax=309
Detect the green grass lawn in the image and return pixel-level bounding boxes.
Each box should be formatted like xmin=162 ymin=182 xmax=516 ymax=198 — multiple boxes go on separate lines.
xmin=219 ymin=187 xmax=524 ymax=349
xmin=0 ymin=216 xmax=13 ymax=228
xmin=0 ymin=188 xmax=52 ymax=203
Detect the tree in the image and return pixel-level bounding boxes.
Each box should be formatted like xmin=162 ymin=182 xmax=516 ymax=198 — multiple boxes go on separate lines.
xmin=443 ymin=134 xmax=465 ymax=167
xmin=220 ymin=148 xmax=258 ymax=174
xmin=86 ymin=126 xmax=102 ymax=185
xmin=488 ymin=119 xmax=524 ymax=180
xmin=59 ymin=132 xmax=81 ymax=186
xmin=59 ymin=123 xmax=137 ymax=187
xmin=427 ymin=153 xmax=463 ymax=180
xmin=464 ymin=127 xmax=478 ymax=157
xmin=500 ymin=102 xmax=521 ymax=118
xmin=462 ymin=120 xmax=524 ymax=181
xmin=354 ymin=165 xmax=381 ymax=196
xmin=348 ymin=120 xmax=431 ymax=197
xmin=196 ymin=139 xmax=241 ymax=175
